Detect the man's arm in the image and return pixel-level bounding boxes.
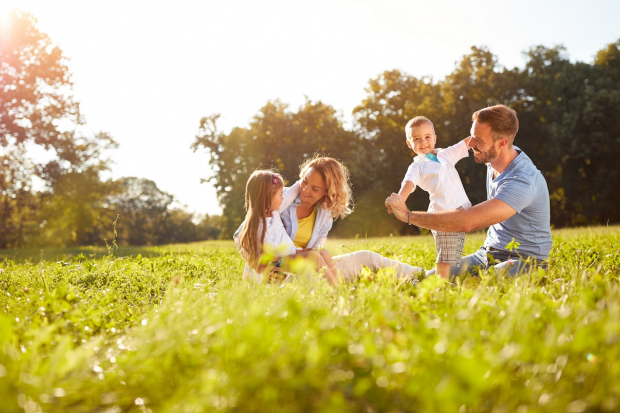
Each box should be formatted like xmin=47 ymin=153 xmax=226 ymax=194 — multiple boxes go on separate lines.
xmin=385 ymin=193 xmax=517 ymax=233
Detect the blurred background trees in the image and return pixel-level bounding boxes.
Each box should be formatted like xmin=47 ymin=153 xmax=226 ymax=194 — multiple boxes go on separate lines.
xmin=195 ymin=42 xmax=620 ymax=239
xmin=2 ymin=10 xmax=619 ymax=247
xmin=1 ymin=11 xmax=220 ymax=248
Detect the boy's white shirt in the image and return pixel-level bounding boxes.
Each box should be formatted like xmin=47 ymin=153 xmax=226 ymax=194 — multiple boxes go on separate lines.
xmin=233 ymin=181 xmax=301 ymax=283
xmin=402 ymin=140 xmax=472 ymax=212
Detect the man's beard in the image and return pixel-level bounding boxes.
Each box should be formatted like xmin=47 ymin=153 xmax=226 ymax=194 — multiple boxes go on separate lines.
xmin=473 ymin=144 xmax=498 ymax=164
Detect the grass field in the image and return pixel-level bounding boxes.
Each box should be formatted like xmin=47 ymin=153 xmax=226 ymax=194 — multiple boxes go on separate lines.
xmin=1 ymin=226 xmax=619 ymax=412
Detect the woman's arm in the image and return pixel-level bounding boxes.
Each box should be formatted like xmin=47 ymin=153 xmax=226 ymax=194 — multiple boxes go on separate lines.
xmin=314 ymin=217 xmax=333 ymax=249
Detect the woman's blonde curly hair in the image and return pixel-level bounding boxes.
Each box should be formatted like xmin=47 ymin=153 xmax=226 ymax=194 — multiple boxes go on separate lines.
xmin=299 ymin=156 xmax=353 ymax=220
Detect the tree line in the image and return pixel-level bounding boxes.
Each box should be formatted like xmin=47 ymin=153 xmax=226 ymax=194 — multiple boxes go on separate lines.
xmin=1 ymin=11 xmax=221 ymax=248
xmin=194 ymin=42 xmax=620 ymax=239
xmin=2 ymin=10 xmax=619 ymax=247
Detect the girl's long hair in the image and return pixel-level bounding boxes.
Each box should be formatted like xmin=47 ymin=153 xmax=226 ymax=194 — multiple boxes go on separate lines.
xmin=239 ymin=169 xmax=284 ymax=267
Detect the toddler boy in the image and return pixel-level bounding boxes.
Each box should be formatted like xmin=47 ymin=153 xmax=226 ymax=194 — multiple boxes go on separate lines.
xmin=398 ymin=116 xmax=472 ymax=279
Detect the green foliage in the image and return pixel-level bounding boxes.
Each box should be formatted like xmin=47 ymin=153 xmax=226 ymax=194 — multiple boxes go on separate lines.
xmin=0 ymin=12 xmax=222 ymax=249
xmin=0 ymin=11 xmax=118 ymax=248
xmin=192 ymin=99 xmax=364 ymax=238
xmin=0 ymin=227 xmax=619 ymax=411
xmin=196 ymin=40 xmax=620 ymax=239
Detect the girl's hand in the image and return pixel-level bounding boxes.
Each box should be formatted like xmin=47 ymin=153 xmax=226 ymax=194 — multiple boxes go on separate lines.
xmin=267 ymin=267 xmax=288 ymax=283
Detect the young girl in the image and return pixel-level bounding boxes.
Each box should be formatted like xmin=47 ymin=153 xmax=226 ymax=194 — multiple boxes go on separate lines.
xmin=235 ymin=169 xmax=338 ymax=285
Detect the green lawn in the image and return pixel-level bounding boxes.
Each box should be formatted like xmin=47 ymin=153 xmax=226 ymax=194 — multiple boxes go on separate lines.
xmin=1 ymin=226 xmax=619 ymax=412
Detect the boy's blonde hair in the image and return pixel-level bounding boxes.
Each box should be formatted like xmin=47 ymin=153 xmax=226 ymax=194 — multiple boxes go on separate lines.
xmin=239 ymin=169 xmax=284 ymax=266
xmin=405 ymin=116 xmax=435 ymax=140
xmin=299 ymin=156 xmax=353 ymax=220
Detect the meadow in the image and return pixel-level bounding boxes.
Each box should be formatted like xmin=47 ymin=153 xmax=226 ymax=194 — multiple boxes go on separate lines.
xmin=1 ymin=226 xmax=619 ymax=412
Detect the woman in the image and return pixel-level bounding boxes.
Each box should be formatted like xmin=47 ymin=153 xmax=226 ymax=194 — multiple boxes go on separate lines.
xmin=234 ymin=156 xmax=422 ymax=282
xmin=280 ymin=156 xmax=421 ymax=281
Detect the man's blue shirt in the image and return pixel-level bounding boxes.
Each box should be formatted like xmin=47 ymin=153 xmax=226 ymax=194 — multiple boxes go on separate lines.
xmin=484 ymin=148 xmax=552 ymax=260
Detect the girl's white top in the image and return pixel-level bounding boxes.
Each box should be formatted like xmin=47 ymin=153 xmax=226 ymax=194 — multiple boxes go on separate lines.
xmin=402 ymin=140 xmax=472 ymax=212
xmin=233 ymin=181 xmax=300 ymax=282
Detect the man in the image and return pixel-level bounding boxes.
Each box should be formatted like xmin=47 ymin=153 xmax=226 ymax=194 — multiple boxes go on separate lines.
xmin=385 ymin=104 xmax=552 ymax=277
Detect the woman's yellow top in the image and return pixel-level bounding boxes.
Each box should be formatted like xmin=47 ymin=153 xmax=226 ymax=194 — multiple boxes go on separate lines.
xmin=293 ymin=207 xmax=317 ymax=249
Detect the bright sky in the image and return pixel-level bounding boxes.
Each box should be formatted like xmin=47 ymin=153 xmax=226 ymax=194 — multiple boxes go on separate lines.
xmin=2 ymin=0 xmax=619 ymax=216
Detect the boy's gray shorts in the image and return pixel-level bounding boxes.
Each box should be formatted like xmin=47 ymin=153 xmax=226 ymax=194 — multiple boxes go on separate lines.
xmin=432 ymin=230 xmax=466 ymax=266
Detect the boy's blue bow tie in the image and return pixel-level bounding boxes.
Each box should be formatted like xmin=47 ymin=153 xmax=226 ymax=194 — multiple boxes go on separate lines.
xmin=426 ymin=153 xmax=440 ymax=163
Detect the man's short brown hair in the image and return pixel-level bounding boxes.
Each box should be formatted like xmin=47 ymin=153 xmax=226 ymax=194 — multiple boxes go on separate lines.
xmin=472 ymin=105 xmax=519 ymax=143
xmin=405 ymin=116 xmax=434 ymax=140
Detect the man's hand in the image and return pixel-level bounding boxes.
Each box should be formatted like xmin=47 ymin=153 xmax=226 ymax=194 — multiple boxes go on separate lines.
xmin=385 ymin=193 xmax=410 ymax=223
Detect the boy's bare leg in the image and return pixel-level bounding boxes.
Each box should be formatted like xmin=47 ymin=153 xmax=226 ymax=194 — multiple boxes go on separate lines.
xmin=436 ymin=263 xmax=450 ymax=279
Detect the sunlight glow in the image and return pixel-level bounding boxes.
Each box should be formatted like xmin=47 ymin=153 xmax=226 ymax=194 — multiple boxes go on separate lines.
xmin=1 ymin=0 xmax=619 ymax=215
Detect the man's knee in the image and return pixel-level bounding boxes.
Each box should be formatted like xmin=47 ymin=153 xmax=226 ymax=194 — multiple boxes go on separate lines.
xmin=449 ymin=251 xmax=487 ymax=278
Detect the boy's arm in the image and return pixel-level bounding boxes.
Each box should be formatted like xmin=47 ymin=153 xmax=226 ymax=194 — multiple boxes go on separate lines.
xmin=279 ymin=180 xmax=301 ymax=213
xmin=439 ymin=138 xmax=473 ymax=165
xmin=398 ymin=181 xmax=416 ymax=200
xmin=389 ymin=181 xmax=416 ymax=214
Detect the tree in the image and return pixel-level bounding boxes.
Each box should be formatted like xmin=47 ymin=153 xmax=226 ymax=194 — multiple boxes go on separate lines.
xmin=107 ymin=177 xmax=222 ymax=246
xmin=0 ymin=10 xmax=80 ymax=149
xmin=0 ymin=10 xmax=117 ymax=247
xmin=0 ymin=146 xmax=40 ymax=248
xmin=108 ymin=177 xmax=174 ymax=246
xmin=39 ymin=168 xmax=116 ymax=247
xmin=192 ymin=98 xmax=362 ymax=238
xmin=520 ymin=42 xmax=620 ymax=225
xmin=350 ymin=70 xmax=443 ymax=235
xmin=352 ymin=50 xmax=522 ymax=235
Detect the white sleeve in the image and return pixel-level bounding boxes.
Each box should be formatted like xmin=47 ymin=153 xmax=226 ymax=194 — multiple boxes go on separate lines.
xmin=263 ymin=212 xmax=298 ymax=257
xmin=437 ymin=140 xmax=469 ymax=166
xmin=402 ymin=163 xmax=421 ymax=186
xmin=279 ymin=180 xmax=301 ymax=213
xmin=233 ymin=220 xmax=250 ymax=261
xmin=314 ymin=217 xmax=333 ymax=249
